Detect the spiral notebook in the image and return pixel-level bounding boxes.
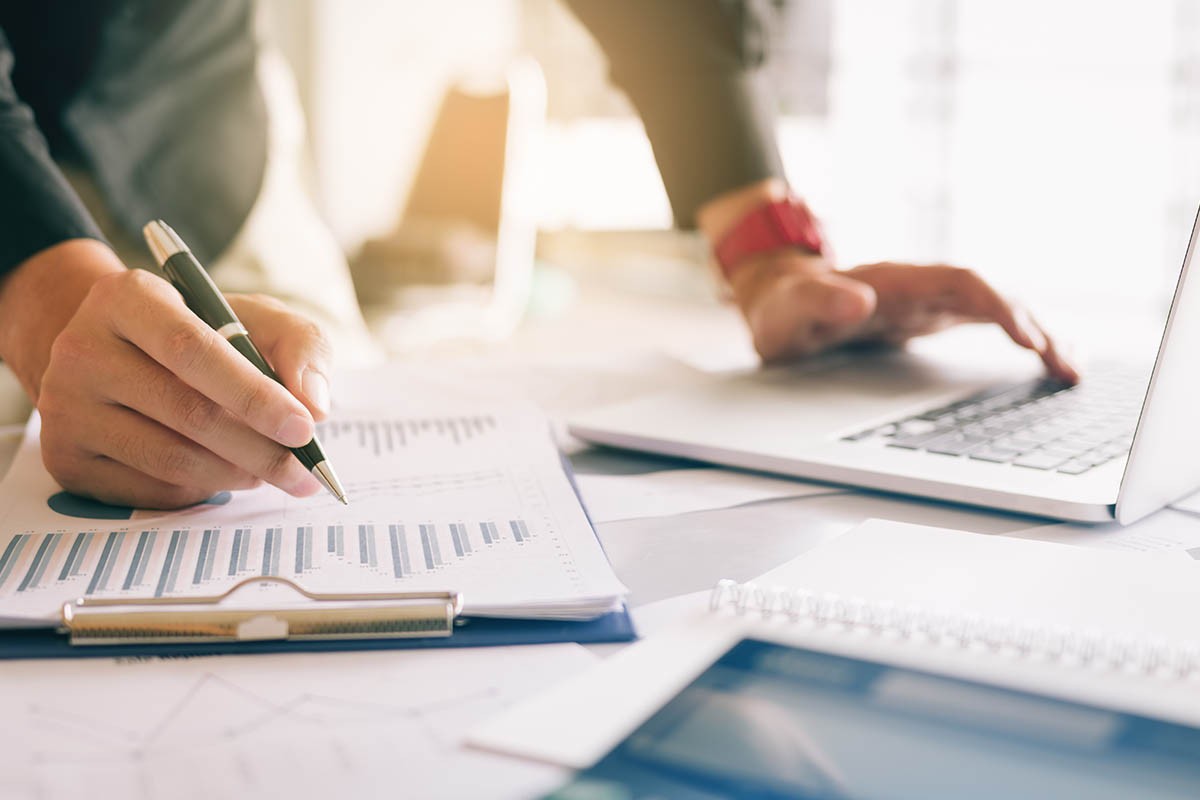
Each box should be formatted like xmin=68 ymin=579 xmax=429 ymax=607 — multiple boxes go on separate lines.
xmin=469 ymin=519 xmax=1200 ymax=768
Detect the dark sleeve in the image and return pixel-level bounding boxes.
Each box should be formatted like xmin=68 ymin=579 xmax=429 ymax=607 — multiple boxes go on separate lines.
xmin=565 ymin=0 xmax=785 ymax=228
xmin=0 ymin=28 xmax=105 ymax=277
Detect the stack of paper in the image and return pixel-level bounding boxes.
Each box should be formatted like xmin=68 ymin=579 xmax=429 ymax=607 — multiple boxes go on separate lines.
xmin=0 ymin=408 xmax=626 ymax=627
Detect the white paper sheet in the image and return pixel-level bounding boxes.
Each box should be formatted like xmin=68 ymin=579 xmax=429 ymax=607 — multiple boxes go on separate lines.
xmin=1008 ymin=507 xmax=1200 ymax=560
xmin=573 ymin=468 xmax=841 ymax=524
xmin=0 ymin=409 xmax=626 ymax=625
xmin=0 ymin=643 xmax=592 ymax=800
xmin=1170 ymin=488 xmax=1200 ymax=516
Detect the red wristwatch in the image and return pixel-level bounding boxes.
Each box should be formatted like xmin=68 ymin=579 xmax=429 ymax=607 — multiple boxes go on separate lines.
xmin=714 ymin=197 xmax=827 ymax=280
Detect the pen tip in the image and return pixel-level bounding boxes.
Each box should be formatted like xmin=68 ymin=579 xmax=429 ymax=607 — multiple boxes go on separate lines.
xmin=339 ymin=495 xmax=349 ymax=506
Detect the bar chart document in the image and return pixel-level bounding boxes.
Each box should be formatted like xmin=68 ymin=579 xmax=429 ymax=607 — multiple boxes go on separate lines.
xmin=0 ymin=408 xmax=626 ymax=626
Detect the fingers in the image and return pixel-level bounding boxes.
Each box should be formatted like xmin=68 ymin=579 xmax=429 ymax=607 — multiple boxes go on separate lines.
xmin=44 ymin=448 xmax=216 ymax=510
xmin=849 ymin=263 xmax=1079 ymax=383
xmin=35 ymin=268 xmax=332 ymax=509
xmin=99 ymin=343 xmax=325 ymax=496
xmin=98 ymin=270 xmax=316 ymax=448
xmin=229 ymin=294 xmax=333 ymax=419
xmin=745 ymin=271 xmax=877 ymax=362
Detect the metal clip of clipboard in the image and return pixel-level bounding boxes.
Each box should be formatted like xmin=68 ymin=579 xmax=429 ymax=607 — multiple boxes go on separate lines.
xmin=59 ymin=576 xmax=464 ymax=646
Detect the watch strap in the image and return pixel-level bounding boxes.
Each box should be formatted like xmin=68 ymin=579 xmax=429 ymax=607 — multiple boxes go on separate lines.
xmin=714 ymin=198 xmax=826 ymax=279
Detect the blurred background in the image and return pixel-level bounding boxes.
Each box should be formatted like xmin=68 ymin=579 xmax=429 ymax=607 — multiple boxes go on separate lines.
xmin=260 ymin=0 xmax=1196 ymax=347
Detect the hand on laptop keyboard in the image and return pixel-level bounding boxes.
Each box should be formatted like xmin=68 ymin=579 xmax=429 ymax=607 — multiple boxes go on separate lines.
xmin=728 ymin=256 xmax=1078 ymax=384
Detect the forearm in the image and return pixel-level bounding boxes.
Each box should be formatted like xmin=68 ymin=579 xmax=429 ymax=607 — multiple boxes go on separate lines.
xmin=566 ymin=0 xmax=785 ymax=228
xmin=0 ymin=239 xmax=124 ymax=401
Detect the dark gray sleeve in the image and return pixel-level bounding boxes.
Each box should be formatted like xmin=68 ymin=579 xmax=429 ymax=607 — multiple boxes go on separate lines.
xmin=0 ymin=28 xmax=105 ymax=277
xmin=564 ymin=0 xmax=785 ymax=228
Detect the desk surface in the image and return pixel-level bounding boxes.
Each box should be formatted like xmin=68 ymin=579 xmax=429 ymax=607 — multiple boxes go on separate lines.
xmin=0 ymin=249 xmax=1189 ymax=799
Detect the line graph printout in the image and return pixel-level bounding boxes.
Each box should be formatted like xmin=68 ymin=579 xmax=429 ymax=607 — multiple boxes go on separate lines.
xmin=0 ymin=644 xmax=593 ymax=800
xmin=0 ymin=410 xmax=626 ymax=625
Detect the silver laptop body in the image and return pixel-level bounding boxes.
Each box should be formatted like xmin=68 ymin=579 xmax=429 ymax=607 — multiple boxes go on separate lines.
xmin=568 ymin=210 xmax=1200 ymax=524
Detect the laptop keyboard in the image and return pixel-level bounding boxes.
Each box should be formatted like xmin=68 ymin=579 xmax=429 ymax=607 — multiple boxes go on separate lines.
xmin=843 ymin=369 xmax=1146 ymax=475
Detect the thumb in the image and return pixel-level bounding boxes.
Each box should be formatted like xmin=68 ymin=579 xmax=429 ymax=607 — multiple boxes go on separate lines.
xmin=749 ymin=272 xmax=877 ymax=361
xmin=227 ymin=294 xmax=334 ymax=420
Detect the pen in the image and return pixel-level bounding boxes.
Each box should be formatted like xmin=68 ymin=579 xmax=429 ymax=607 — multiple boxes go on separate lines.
xmin=142 ymin=219 xmax=349 ymax=505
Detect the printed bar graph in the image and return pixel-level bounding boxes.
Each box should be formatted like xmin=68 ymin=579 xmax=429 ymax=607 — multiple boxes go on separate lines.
xmin=358 ymin=524 xmax=377 ymax=568
xmin=58 ymin=532 xmax=95 ymax=581
xmin=479 ymin=521 xmax=501 ymax=545
xmin=87 ymin=531 xmax=125 ymax=595
xmin=229 ymin=528 xmax=244 ymax=576
xmin=194 ymin=529 xmax=219 ymax=584
xmin=202 ymin=530 xmax=218 ymax=581
xmin=155 ymin=530 xmax=188 ymax=597
xmin=0 ymin=533 xmax=31 ymax=590
xmin=123 ymin=531 xmax=157 ymax=591
xmin=419 ymin=524 xmax=444 ymax=570
xmin=294 ymin=526 xmax=313 ymax=574
xmin=449 ymin=523 xmax=472 ymax=557
xmin=261 ymin=528 xmax=281 ymax=576
xmin=19 ymin=533 xmax=63 ymax=592
xmin=510 ymin=520 xmax=531 ymax=543
xmin=387 ymin=524 xmax=412 ymax=579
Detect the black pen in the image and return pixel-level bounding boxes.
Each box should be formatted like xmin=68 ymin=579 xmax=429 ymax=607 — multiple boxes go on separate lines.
xmin=142 ymin=219 xmax=349 ymax=504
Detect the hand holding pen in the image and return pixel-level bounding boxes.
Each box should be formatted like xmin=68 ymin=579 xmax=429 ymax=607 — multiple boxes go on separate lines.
xmin=20 ymin=232 xmax=341 ymax=509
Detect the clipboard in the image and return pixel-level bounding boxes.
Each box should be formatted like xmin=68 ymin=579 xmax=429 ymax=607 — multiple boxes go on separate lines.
xmin=0 ymin=575 xmax=634 ymax=659
xmin=0 ymin=437 xmax=637 ymax=659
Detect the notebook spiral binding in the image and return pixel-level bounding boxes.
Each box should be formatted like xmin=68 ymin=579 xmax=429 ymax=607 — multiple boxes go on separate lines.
xmin=709 ymin=579 xmax=1200 ymax=679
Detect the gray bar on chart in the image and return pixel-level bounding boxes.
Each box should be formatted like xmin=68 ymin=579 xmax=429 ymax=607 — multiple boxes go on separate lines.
xmin=480 ymin=522 xmax=492 ymax=545
xmin=203 ymin=529 xmax=218 ymax=580
xmin=328 ymin=525 xmax=337 ymax=553
xmin=399 ymin=527 xmax=411 ymax=575
xmin=294 ymin=526 xmax=313 ymax=574
xmin=456 ymin=523 xmax=472 ymax=554
xmin=87 ymin=531 xmax=125 ymax=595
xmin=229 ymin=528 xmax=244 ymax=575
xmin=427 ymin=525 xmax=443 ymax=564
xmin=262 ymin=528 xmax=281 ymax=576
xmin=261 ymin=528 xmax=273 ymax=576
xmin=19 ymin=533 xmax=62 ymax=592
xmin=388 ymin=524 xmax=406 ymax=579
xmin=510 ymin=520 xmax=523 ymax=543
xmin=0 ymin=534 xmax=30 ymax=590
xmin=419 ymin=524 xmax=436 ymax=570
xmin=358 ymin=524 xmax=378 ymax=568
xmin=336 ymin=525 xmax=344 ymax=557
xmin=124 ymin=531 xmax=156 ymax=590
xmin=133 ymin=532 xmax=155 ymax=586
xmin=449 ymin=524 xmax=464 ymax=558
xmin=58 ymin=532 xmax=93 ymax=581
xmin=194 ymin=529 xmax=217 ymax=584
xmin=74 ymin=531 xmax=95 ymax=576
xmin=238 ymin=528 xmax=251 ymax=572
xmin=155 ymin=530 xmax=187 ymax=597
xmin=295 ymin=527 xmax=306 ymax=574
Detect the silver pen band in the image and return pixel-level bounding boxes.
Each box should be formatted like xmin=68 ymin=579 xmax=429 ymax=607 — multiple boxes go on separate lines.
xmin=216 ymin=322 xmax=250 ymax=341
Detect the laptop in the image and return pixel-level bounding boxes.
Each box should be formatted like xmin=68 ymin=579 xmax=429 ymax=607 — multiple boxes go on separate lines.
xmin=567 ymin=209 xmax=1200 ymax=524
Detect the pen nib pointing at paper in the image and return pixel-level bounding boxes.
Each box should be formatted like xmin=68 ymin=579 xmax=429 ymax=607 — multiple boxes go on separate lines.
xmin=313 ymin=462 xmax=349 ymax=505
